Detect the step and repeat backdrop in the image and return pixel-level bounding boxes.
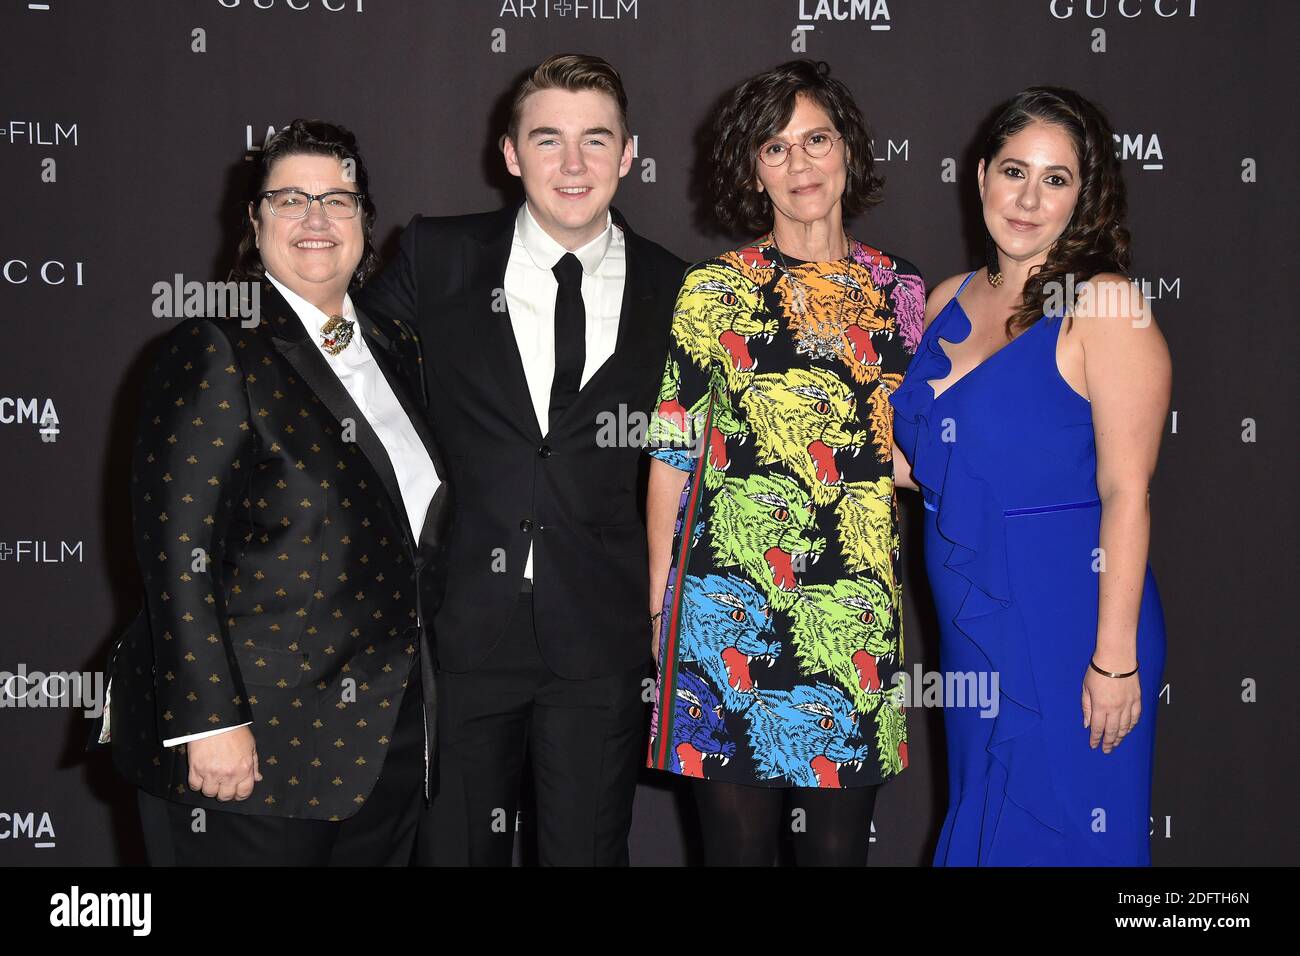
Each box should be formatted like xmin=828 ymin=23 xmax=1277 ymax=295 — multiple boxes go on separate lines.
xmin=1 ymin=0 xmax=1295 ymax=866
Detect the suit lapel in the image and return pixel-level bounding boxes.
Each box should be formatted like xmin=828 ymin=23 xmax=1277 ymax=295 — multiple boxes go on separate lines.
xmin=355 ymin=306 xmax=447 ymax=479
xmin=262 ymin=281 xmax=417 ymax=549
xmin=470 ymin=213 xmax=544 ymax=442
xmin=355 ymin=305 xmax=453 ymax=548
xmin=554 ymin=215 xmax=657 ymax=428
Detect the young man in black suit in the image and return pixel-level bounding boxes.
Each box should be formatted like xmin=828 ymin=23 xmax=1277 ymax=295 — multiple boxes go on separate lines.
xmin=358 ymin=54 xmax=684 ymax=865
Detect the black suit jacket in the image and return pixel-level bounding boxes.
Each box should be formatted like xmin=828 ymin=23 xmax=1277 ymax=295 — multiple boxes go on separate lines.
xmin=357 ymin=205 xmax=685 ymax=679
xmin=106 ymin=280 xmax=452 ymax=821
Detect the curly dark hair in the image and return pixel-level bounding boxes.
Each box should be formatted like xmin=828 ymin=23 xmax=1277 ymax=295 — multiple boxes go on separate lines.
xmin=710 ymin=59 xmax=883 ymax=236
xmin=983 ymin=87 xmax=1132 ymax=336
xmin=232 ymin=119 xmax=380 ymax=288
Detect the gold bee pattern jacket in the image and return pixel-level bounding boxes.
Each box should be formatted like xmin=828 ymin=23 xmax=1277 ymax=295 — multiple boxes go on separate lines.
xmin=106 ymin=280 xmax=452 ymax=821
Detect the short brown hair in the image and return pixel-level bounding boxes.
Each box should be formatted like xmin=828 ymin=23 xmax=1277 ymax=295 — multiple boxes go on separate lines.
xmin=506 ymin=53 xmax=630 ymax=143
xmin=232 ymin=118 xmax=379 ymax=288
xmin=711 ymin=59 xmax=883 ymax=236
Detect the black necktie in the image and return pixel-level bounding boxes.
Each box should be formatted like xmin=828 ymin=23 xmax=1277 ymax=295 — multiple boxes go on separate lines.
xmin=548 ymin=252 xmax=586 ymax=429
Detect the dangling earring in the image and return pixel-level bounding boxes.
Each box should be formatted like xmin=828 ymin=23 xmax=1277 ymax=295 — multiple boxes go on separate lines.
xmin=985 ymin=233 xmax=1004 ymax=287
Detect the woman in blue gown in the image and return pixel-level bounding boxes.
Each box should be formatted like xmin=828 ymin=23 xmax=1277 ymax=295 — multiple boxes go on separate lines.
xmin=890 ymin=88 xmax=1171 ymax=866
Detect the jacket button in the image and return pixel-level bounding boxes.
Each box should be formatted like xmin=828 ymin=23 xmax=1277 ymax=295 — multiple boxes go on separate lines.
xmin=538 ymin=445 xmax=552 ymax=458
xmin=519 ymin=519 xmax=533 ymax=533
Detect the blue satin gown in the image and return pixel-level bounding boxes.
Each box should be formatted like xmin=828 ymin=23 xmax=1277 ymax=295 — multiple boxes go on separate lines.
xmin=890 ymin=272 xmax=1166 ymax=866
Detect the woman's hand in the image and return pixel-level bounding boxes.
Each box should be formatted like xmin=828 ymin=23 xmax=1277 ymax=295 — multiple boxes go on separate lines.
xmin=1081 ymin=666 xmax=1141 ymax=754
xmin=186 ymin=727 xmax=262 ymax=801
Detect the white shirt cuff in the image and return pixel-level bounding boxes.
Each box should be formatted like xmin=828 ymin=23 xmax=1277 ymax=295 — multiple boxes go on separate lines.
xmin=162 ymin=722 xmax=252 ymax=748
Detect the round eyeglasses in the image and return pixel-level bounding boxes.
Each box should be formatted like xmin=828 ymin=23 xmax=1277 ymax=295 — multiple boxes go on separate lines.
xmin=757 ymin=132 xmax=844 ymax=167
xmin=259 ymin=188 xmax=365 ymax=220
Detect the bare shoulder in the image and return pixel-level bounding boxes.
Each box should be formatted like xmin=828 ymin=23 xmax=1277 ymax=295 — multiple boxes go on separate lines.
xmin=1075 ymin=273 xmax=1172 ymax=401
xmin=923 ymin=271 xmax=973 ymax=331
xmin=1075 ymin=273 xmax=1167 ymax=348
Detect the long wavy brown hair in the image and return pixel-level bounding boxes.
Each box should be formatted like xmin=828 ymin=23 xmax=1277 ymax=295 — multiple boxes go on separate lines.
xmin=983 ymin=87 xmax=1131 ymax=336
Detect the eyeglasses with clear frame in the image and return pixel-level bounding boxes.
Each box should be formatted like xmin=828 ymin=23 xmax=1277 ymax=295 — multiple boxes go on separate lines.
xmin=757 ymin=132 xmax=844 ymax=167
xmin=258 ymin=188 xmax=365 ymax=219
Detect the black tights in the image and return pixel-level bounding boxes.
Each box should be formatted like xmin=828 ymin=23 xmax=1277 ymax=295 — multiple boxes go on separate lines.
xmin=691 ymin=779 xmax=879 ymax=866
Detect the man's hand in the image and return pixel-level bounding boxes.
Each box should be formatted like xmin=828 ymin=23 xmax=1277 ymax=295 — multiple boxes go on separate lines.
xmin=186 ymin=727 xmax=262 ymax=801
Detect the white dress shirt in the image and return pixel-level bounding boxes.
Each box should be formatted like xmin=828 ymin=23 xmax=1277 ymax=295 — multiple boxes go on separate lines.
xmin=504 ymin=203 xmax=626 ymax=580
xmin=267 ymin=273 xmax=439 ymax=542
xmin=100 ymin=274 xmax=441 ymax=749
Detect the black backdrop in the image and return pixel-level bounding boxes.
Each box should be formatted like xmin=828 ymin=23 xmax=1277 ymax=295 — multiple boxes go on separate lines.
xmin=1 ymin=0 xmax=1295 ymax=866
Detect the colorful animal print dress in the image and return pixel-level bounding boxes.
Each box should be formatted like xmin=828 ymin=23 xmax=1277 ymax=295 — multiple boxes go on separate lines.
xmin=645 ymin=235 xmax=924 ymax=788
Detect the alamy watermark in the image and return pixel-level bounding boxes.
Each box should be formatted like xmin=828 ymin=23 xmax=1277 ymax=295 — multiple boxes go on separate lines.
xmin=892 ymin=664 xmax=1000 ymax=718
xmin=152 ymin=274 xmax=261 ymax=327
xmin=0 ymin=664 xmax=105 ymax=719
xmin=1043 ymin=274 xmax=1159 ymax=326
xmin=595 ymin=402 xmax=709 ymax=456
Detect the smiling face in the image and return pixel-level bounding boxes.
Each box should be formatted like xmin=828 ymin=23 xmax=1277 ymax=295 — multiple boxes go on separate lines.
xmin=502 ymin=87 xmax=634 ymax=250
xmin=754 ymin=93 xmax=849 ymax=233
xmin=250 ymin=152 xmax=363 ymax=314
xmin=978 ymin=120 xmax=1082 ymax=270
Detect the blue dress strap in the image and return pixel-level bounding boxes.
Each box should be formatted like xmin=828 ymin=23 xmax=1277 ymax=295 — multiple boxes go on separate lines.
xmin=955 ymin=270 xmax=977 ymax=296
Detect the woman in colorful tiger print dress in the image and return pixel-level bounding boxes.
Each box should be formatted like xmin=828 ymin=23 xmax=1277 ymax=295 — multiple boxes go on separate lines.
xmin=644 ymin=60 xmax=924 ymax=866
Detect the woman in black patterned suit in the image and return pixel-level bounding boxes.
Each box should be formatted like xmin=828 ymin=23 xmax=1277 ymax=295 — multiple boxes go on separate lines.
xmin=104 ymin=120 xmax=451 ymax=865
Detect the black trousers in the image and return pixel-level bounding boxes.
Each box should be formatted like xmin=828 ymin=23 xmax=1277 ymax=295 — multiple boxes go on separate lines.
xmin=137 ymin=676 xmax=425 ymax=866
xmin=424 ymin=592 xmax=648 ymax=866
